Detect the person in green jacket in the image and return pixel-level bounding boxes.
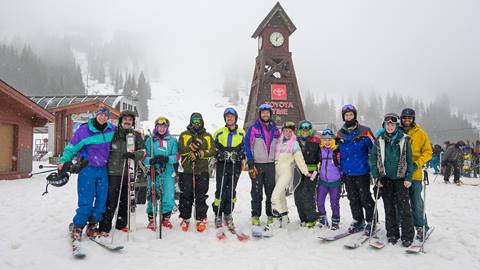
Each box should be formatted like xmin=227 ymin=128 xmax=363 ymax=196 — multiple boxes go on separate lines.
xmin=370 ymin=113 xmax=415 ymax=247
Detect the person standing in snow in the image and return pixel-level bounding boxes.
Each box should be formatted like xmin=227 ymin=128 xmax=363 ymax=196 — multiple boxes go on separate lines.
xmin=294 ymin=120 xmax=320 ymax=228
xmin=98 ymin=110 xmax=145 ymax=236
xmin=212 ymin=107 xmax=246 ymax=230
xmin=270 ymin=121 xmax=311 ymax=229
xmin=336 ymin=104 xmax=376 ymax=235
xmin=177 ymin=113 xmax=215 ymax=232
xmin=431 ymin=144 xmax=443 ymax=174
xmin=58 ymin=107 xmax=116 ymax=240
xmin=245 ymin=103 xmax=280 ymax=229
xmin=316 ymin=129 xmax=342 ymax=231
xmin=442 ymin=140 xmax=465 ymax=184
xmin=370 ymin=113 xmax=415 ymax=247
xmin=144 ymin=117 xmax=178 ymax=230
xmin=400 ymin=108 xmax=433 ymax=241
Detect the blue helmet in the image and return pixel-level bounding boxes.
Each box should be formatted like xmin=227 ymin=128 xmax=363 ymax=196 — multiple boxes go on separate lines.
xmin=223 ymin=107 xmax=238 ymax=122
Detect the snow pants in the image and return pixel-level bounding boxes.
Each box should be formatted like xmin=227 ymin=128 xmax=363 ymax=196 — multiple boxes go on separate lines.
xmin=316 ymin=184 xmax=341 ymax=219
xmin=344 ymin=174 xmax=375 ymax=223
xmin=381 ymin=179 xmax=414 ymax=241
xmin=294 ymin=175 xmax=319 ymax=222
xmin=251 ymin=163 xmax=276 ymax=218
xmin=73 ymin=165 xmax=109 ymax=227
xmin=444 ymin=160 xmax=461 ymax=182
xmin=179 ymin=172 xmax=209 ymax=221
xmin=272 ymin=162 xmax=293 ymax=215
xmin=212 ymin=160 xmax=241 ymax=217
xmin=146 ymin=167 xmax=175 ymax=217
xmin=408 ymin=180 xmax=429 ymax=230
xmin=99 ymin=174 xmax=128 ymax=232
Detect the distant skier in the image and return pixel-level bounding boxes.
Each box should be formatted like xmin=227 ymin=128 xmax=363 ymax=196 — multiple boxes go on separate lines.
xmin=144 ymin=117 xmax=178 ymax=230
xmin=442 ymin=140 xmax=465 ymax=184
xmin=177 ymin=113 xmax=215 ymax=232
xmin=98 ymin=110 xmax=145 ymax=236
xmin=336 ymin=104 xmax=376 ymax=235
xmin=58 ymin=107 xmax=116 ymax=241
xmin=370 ymin=113 xmax=415 ymax=247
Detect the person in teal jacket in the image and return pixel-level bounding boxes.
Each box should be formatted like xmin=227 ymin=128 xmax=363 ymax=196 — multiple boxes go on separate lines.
xmin=144 ymin=117 xmax=178 ymax=230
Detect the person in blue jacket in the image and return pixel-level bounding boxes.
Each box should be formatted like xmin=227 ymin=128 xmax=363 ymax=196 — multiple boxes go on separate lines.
xmin=336 ymin=104 xmax=376 ymax=235
xmin=144 ymin=117 xmax=178 ymax=230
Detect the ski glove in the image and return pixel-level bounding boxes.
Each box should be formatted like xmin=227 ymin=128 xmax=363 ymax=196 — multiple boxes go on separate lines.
xmin=189 ymin=138 xmax=203 ymax=151
xmin=122 ymin=152 xmax=136 ymax=160
xmin=188 ymin=150 xmax=204 ymax=161
xmin=150 ymin=155 xmax=169 ymax=165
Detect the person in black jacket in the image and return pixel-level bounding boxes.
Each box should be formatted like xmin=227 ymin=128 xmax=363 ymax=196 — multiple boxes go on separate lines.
xmin=442 ymin=140 xmax=465 ymax=184
xmin=99 ymin=110 xmax=145 ymax=236
xmin=294 ymin=120 xmax=320 ymax=228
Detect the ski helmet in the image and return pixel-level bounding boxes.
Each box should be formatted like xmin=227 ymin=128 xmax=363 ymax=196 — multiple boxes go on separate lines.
xmin=119 ymin=110 xmax=136 ymax=127
xmin=95 ymin=107 xmax=111 ymax=118
xmin=258 ymin=103 xmax=272 ymax=118
xmin=321 ymin=128 xmax=335 ymax=139
xmin=155 ymin=116 xmax=170 ymax=126
xmin=383 ymin=112 xmax=400 ymax=128
xmin=223 ymin=107 xmax=238 ymax=122
xmin=341 ymin=104 xmax=357 ymax=121
xmin=401 ymin=108 xmax=416 ymax=122
xmin=43 ymin=171 xmax=69 ymax=196
xmin=297 ymin=120 xmax=314 ymax=137
xmin=282 ymin=121 xmax=296 ymax=131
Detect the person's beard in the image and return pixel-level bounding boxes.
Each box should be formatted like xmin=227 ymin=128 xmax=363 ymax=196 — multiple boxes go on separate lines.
xmin=344 ymin=119 xmax=356 ymax=128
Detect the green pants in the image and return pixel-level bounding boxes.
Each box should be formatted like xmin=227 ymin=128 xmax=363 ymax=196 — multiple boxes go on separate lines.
xmin=408 ymin=181 xmax=430 ymax=229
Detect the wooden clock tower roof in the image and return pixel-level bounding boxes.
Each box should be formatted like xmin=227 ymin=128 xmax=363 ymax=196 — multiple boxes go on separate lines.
xmin=251 ymin=2 xmax=297 ymax=38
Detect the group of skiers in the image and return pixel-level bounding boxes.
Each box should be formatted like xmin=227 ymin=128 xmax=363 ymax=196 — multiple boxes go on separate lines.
xmin=58 ymin=103 xmax=438 ymax=248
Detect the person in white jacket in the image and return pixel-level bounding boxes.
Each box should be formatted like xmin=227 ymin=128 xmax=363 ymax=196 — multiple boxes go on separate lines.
xmin=271 ymin=121 xmax=311 ymax=228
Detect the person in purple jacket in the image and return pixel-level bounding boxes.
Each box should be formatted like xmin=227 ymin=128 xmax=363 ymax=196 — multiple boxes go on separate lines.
xmin=316 ymin=129 xmax=342 ymax=231
xmin=57 ymin=107 xmax=116 ymax=241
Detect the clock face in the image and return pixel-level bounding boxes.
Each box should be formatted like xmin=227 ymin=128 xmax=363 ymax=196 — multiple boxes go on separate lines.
xmin=269 ymin=32 xmax=284 ymax=47
xmin=258 ymin=35 xmax=263 ymax=50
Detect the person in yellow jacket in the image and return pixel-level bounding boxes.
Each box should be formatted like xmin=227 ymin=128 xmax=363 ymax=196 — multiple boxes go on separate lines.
xmin=212 ymin=108 xmax=246 ymax=235
xmin=400 ymin=108 xmax=433 ymax=241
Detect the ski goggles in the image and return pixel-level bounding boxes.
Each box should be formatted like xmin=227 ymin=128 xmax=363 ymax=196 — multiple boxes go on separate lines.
xmin=342 ymin=104 xmax=355 ymax=111
xmin=95 ymin=107 xmax=110 ymax=117
xmin=224 ymin=107 xmax=237 ymax=116
xmin=384 ymin=115 xmax=399 ymax=124
xmin=155 ymin=117 xmax=170 ymax=126
xmin=322 ymin=129 xmax=335 ymax=137
xmin=259 ymin=103 xmax=272 ymax=110
xmin=191 ymin=118 xmax=203 ymax=124
xmin=283 ymin=121 xmax=296 ymax=130
xmin=299 ymin=122 xmax=312 ymax=130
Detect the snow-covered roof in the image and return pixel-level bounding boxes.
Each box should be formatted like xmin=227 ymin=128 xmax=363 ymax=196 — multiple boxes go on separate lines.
xmin=28 ymin=95 xmax=128 ymax=110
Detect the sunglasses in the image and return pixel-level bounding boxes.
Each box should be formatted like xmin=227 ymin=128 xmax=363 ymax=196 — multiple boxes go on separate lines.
xmin=300 ymin=122 xmax=312 ymax=130
xmin=191 ymin=118 xmax=203 ymax=124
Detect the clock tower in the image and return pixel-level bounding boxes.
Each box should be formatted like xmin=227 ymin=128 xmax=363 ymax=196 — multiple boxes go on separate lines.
xmin=244 ymin=2 xmax=305 ymax=130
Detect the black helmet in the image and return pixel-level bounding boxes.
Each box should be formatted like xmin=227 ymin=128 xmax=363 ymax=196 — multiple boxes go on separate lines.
xmin=282 ymin=121 xmax=296 ymax=130
xmin=401 ymin=108 xmax=416 ymax=122
xmin=118 ymin=110 xmax=136 ymax=127
xmin=43 ymin=171 xmax=70 ymax=196
xmin=456 ymin=140 xmax=466 ymax=147
xmin=341 ymin=104 xmax=357 ymax=121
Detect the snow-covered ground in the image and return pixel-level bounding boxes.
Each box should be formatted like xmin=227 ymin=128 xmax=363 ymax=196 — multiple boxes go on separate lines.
xmin=1 ymin=163 xmax=479 ymax=270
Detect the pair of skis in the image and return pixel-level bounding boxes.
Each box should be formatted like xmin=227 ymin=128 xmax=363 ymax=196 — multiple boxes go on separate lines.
xmin=217 ymin=225 xmax=250 ymax=241
xmin=147 ymin=129 xmax=163 ymax=239
xmin=69 ymin=223 xmax=123 ymax=259
xmin=368 ymin=226 xmax=435 ymax=252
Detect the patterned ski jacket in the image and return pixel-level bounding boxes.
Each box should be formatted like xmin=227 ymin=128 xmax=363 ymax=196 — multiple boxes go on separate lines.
xmin=245 ymin=118 xmax=280 ymax=165
xmin=336 ymin=122 xmax=375 ymax=176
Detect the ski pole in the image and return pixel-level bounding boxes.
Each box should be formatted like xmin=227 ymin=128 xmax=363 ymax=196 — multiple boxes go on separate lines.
xmin=29 ymin=168 xmax=57 ymax=177
xmin=215 ymin=154 xmax=228 ymax=222
xmin=147 ymin=130 xmax=158 ymax=234
xmin=369 ymin=178 xmax=381 ymax=242
xmin=230 ymin=154 xmax=235 ymax=218
xmin=192 ymin=161 xmax=196 ymax=221
xmin=111 ymin=160 xmax=127 ymax=244
xmin=421 ymin=169 xmax=429 ymax=252
xmin=38 ymin=164 xmax=57 ymax=169
xmin=158 ymin=165 xmax=164 ymax=239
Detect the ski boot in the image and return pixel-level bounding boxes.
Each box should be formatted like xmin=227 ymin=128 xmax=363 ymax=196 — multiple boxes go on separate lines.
xmin=224 ymin=214 xmax=235 ymax=230
xmin=331 ymin=217 xmax=340 ymax=231
xmin=196 ymin=219 xmax=207 ymax=232
xmin=304 ymin=220 xmax=317 ymax=229
xmin=364 ymin=222 xmax=376 ymax=236
xmin=70 ymin=224 xmax=83 ymax=241
xmin=267 ymin=216 xmax=274 ymax=226
xmin=348 ymin=220 xmax=365 ymax=233
xmin=402 ymin=239 xmax=412 ymax=247
xmin=251 ymin=216 xmax=261 ymax=226
xmin=215 ymin=216 xmax=223 ymax=229
xmin=98 ymin=231 xmax=110 ymax=238
xmin=162 ymin=214 xmax=173 ymax=229
xmin=147 ymin=214 xmax=156 ymax=231
xmin=388 ymin=236 xmax=398 ymax=245
xmin=118 ymin=227 xmax=128 ymax=233
xmin=85 ymin=222 xmax=99 ymax=238
xmin=415 ymin=227 xmax=424 ymax=242
xmin=180 ymin=219 xmax=190 ymax=232
xmin=318 ymin=215 xmax=329 ymax=229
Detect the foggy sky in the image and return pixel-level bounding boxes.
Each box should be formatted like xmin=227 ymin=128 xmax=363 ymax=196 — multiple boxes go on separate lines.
xmin=1 ymin=0 xmax=479 ymax=112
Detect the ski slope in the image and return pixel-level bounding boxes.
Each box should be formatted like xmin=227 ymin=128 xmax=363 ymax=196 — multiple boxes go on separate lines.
xmin=1 ymin=164 xmax=479 ymax=270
